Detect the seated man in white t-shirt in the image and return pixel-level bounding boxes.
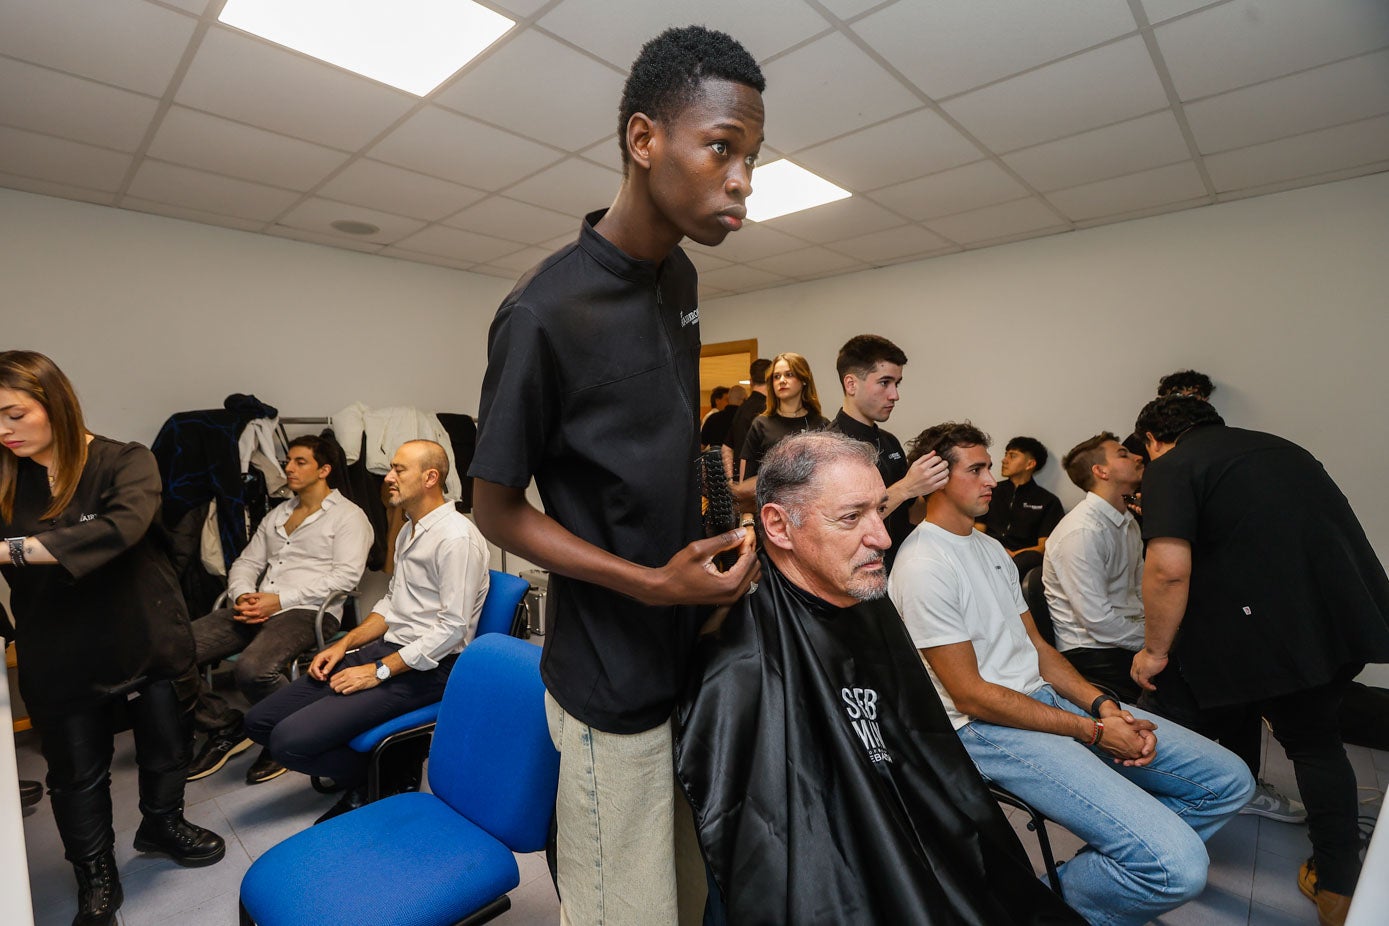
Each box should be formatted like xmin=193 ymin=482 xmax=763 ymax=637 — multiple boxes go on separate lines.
xmin=889 ymin=421 xmax=1253 ymax=926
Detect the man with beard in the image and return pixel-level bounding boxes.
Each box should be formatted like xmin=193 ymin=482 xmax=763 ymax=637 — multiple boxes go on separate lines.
xmin=677 ymin=430 xmax=1082 ymax=924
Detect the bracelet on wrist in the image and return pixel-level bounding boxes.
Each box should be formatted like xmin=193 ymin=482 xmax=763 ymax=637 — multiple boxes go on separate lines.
xmin=1090 ymin=694 xmax=1119 ymax=717
xmin=6 ymin=536 xmax=26 ymax=567
xmin=1087 ymin=719 xmax=1105 ymax=747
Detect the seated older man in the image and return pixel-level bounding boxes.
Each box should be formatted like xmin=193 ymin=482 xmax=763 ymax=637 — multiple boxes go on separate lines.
xmin=675 ymin=430 xmax=1080 ymax=925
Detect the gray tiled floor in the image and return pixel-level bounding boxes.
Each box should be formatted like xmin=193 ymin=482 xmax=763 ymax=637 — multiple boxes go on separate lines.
xmin=17 ymin=721 xmax=1383 ymax=925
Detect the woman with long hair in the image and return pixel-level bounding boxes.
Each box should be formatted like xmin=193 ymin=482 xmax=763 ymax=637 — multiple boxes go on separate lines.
xmin=0 ymin=350 xmax=223 ymax=926
xmin=737 ymin=352 xmax=829 ymax=481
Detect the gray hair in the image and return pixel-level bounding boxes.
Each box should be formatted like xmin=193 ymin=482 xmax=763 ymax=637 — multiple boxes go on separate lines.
xmin=756 ymin=430 xmax=878 ymax=527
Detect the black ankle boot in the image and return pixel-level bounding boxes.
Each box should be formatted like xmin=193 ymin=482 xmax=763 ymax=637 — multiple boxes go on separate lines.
xmin=133 ymin=811 xmax=226 ymax=866
xmin=72 ymin=850 xmax=122 ymax=926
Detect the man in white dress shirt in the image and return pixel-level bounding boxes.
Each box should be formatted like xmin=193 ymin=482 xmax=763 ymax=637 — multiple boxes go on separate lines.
xmin=187 ymin=434 xmax=372 ymax=785
xmin=1042 ymin=431 xmax=1146 ymax=701
xmin=244 ymin=440 xmax=490 ymax=823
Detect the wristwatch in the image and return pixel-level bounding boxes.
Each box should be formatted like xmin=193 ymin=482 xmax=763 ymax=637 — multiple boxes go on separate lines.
xmin=374 ymin=659 xmax=391 ymax=681
xmin=1090 ymin=693 xmax=1119 ymax=717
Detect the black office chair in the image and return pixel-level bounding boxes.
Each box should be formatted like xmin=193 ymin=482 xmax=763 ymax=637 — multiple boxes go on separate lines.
xmin=1020 ymin=566 xmax=1056 ymax=647
xmin=989 ymin=784 xmax=1065 ymax=897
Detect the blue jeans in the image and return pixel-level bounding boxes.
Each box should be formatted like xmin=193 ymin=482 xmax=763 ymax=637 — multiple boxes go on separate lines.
xmin=958 ymin=685 xmax=1254 ymax=926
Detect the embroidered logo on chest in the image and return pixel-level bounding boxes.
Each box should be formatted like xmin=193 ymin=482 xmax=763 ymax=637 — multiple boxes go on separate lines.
xmin=79 ymin=513 xmax=97 ymax=522
xmin=679 ymin=307 xmax=699 ymax=327
xmin=842 ymin=686 xmax=891 ymax=764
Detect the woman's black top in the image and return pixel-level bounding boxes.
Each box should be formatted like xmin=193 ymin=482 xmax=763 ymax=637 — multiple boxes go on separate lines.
xmin=738 ymin=411 xmax=830 ymax=479
xmin=0 ymin=436 xmax=195 ymax=712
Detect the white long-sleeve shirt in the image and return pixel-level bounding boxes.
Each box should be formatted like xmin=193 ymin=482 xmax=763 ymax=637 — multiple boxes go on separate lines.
xmin=1041 ymin=492 xmax=1145 ymax=652
xmin=332 ymin=403 xmax=463 ymax=499
xmin=226 ymin=489 xmax=372 ymax=620
xmin=374 ymin=502 xmax=490 ymax=671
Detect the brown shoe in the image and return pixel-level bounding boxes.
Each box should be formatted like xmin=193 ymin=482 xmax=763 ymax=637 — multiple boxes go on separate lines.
xmin=1315 ymin=888 xmax=1352 ymax=926
xmin=1299 ymin=857 xmax=1317 ymax=901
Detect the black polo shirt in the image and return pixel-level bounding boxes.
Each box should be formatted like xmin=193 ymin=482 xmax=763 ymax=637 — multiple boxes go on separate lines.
xmin=469 ymin=210 xmax=704 ymax=734
xmin=722 ymin=390 xmax=766 ymax=459
xmin=981 ymin=478 xmax=1063 ymax=551
xmin=1142 ymin=424 xmax=1389 ymax=706
xmin=739 ymin=411 xmax=831 ymax=479
xmin=831 ymin=410 xmax=913 ymax=572
xmin=700 ymin=404 xmax=737 ymax=448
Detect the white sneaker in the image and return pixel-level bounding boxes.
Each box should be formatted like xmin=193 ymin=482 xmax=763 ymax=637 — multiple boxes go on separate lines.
xmin=1240 ymin=779 xmax=1307 ymax=823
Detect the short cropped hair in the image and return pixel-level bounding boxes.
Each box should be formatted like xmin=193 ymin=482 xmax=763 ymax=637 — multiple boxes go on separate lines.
xmin=757 ymin=430 xmax=877 ymax=528
xmin=1135 ymin=395 xmax=1225 ymax=444
xmin=1157 ymin=369 xmax=1215 ymax=399
xmin=1006 ymin=436 xmax=1049 ymax=473
xmin=402 ymin=439 xmax=450 ymax=484
xmin=1063 ymin=432 xmax=1119 ymax=491
xmin=289 ymin=432 xmax=349 ymax=491
xmin=617 ymin=26 xmax=765 ymax=172
xmin=906 ymin=421 xmax=990 ymax=468
xmin=835 ymin=334 xmax=908 ymax=388
xmin=710 ymin=386 xmax=730 ymax=404
xmin=749 ymin=358 xmax=772 ymax=386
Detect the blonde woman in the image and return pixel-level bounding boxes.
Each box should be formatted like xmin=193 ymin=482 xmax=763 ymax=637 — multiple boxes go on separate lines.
xmin=0 ymin=350 xmax=223 ymax=926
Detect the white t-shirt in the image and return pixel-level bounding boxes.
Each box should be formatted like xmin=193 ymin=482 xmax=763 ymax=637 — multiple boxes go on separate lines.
xmin=889 ymin=521 xmax=1045 ymax=729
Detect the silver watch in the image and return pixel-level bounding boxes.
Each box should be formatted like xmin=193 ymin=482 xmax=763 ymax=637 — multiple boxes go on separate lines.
xmin=374 ymin=659 xmax=391 ymax=681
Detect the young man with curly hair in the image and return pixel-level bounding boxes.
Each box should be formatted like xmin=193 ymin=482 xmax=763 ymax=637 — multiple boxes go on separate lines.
xmin=469 ymin=26 xmax=763 ymax=925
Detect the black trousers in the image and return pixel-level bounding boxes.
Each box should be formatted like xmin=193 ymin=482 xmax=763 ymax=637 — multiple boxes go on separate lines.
xmin=32 ymin=677 xmax=194 ymax=862
xmin=1061 ymin=646 xmax=1142 ymax=703
xmin=1141 ymin=663 xmax=1364 ymax=894
xmin=244 ymin=640 xmax=453 ymax=789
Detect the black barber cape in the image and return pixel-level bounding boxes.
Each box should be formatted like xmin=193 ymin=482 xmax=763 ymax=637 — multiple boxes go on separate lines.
xmin=675 ymin=556 xmax=1081 ymax=925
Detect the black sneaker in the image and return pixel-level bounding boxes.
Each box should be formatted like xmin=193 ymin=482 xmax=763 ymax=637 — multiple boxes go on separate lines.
xmin=186 ymin=725 xmax=253 ymax=781
xmin=245 ymin=747 xmax=287 ymax=785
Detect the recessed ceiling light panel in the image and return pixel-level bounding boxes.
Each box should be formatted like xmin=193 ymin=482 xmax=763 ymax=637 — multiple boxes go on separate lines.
xmin=219 ymin=0 xmax=514 ymax=96
xmin=746 ymin=160 xmax=851 ymax=223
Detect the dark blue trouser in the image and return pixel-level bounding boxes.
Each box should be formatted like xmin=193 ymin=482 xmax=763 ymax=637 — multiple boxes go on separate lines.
xmin=244 ymin=640 xmax=453 ymax=788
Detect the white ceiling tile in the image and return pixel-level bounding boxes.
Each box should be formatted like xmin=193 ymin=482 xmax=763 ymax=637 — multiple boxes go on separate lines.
xmin=176 ymin=27 xmax=415 ymax=151
xmin=698 ymin=284 xmax=730 ymax=301
xmin=1139 ymin=1 xmax=1222 ymax=25
xmin=684 ymin=223 xmax=806 ymax=263
xmin=829 ymin=224 xmax=954 ymax=263
xmin=435 ymin=30 xmax=624 ymax=151
xmin=392 ymin=225 xmax=525 ymax=264
xmin=483 ymin=246 xmax=555 ymax=274
xmin=484 ymin=0 xmax=550 ymax=17
xmin=502 ymin=157 xmax=621 ymax=216
xmin=1185 ymin=50 xmax=1389 ymax=154
xmin=818 ymin=0 xmax=887 ymax=19
xmin=0 ymin=57 xmax=159 ymax=152
xmin=941 ymin=36 xmax=1168 ymax=152
xmin=122 ymin=196 xmax=266 ymax=232
xmin=276 ymin=197 xmax=426 ymax=245
xmin=1155 ymin=0 xmax=1389 ymax=101
xmin=693 ymin=264 xmax=791 ymax=294
xmin=684 ymin=250 xmax=733 ymax=274
xmin=761 ymin=32 xmax=922 ymax=153
xmin=0 ymin=126 xmax=131 ymax=191
xmin=852 ymin=0 xmax=1137 ymax=99
xmin=870 ymin=160 xmax=1029 ymax=221
xmin=792 ymin=109 xmax=982 ymax=191
xmin=317 ymin=159 xmax=486 ymax=222
xmin=1204 ymin=115 xmax=1389 ymax=193
xmin=444 ymin=196 xmax=577 ymax=244
xmin=757 ymin=196 xmax=905 ymax=244
xmin=748 ymin=246 xmax=866 ymax=278
xmin=263 ymin=224 xmax=387 ymax=254
xmin=925 ymin=198 xmax=1066 ymax=245
xmin=0 ymin=0 xmax=194 ymax=96
xmin=579 ymin=138 xmax=625 ymax=174
xmin=1047 ymin=162 xmax=1208 ymax=221
xmin=370 ymin=106 xmax=564 ymax=192
xmin=147 ymin=106 xmax=348 ymax=191
xmin=125 ymin=160 xmax=300 ymax=221
xmin=538 ymin=0 xmax=831 ymax=69
xmin=539 ymin=230 xmax=579 ymax=251
xmin=1003 ymin=110 xmax=1191 ymax=192
xmin=470 ymin=262 xmax=525 ymax=278
xmin=0 ymin=171 xmax=116 ymax=206
xmin=379 ymin=247 xmax=478 ymax=271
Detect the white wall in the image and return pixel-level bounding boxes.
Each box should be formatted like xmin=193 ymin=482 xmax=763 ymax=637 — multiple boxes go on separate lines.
xmin=1 ymin=188 xmax=511 ymax=446
xmin=704 ymin=172 xmax=1389 ymax=555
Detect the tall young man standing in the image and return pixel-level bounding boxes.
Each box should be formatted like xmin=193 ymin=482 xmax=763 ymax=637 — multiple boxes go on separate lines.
xmin=469 ymin=27 xmax=762 ymax=926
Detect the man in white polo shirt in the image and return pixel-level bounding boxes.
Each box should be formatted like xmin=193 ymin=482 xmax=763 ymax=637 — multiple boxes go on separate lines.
xmin=1042 ymin=431 xmax=1146 ymax=701
xmin=890 ymin=421 xmax=1252 ymax=926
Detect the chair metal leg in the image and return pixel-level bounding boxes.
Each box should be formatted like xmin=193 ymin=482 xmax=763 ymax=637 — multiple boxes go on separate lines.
xmin=989 ymin=784 xmax=1065 ymax=898
xmin=239 ymin=898 xmax=256 ymax=926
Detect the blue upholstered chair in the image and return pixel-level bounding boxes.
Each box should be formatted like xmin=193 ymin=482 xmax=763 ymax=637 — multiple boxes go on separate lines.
xmin=345 ymin=570 xmax=531 ymax=800
xmin=239 ymin=633 xmax=558 ymax=926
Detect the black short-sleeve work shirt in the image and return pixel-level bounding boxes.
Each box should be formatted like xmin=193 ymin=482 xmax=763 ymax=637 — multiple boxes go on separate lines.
xmin=469 ymin=211 xmax=705 ymax=734
xmin=831 ymin=410 xmax=913 ymax=572
xmin=722 ymin=390 xmax=766 ymax=458
xmin=981 ymin=478 xmax=1064 ymax=551
xmin=1142 ymin=425 xmax=1389 ymax=705
xmin=739 ymin=411 xmax=831 ymax=479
